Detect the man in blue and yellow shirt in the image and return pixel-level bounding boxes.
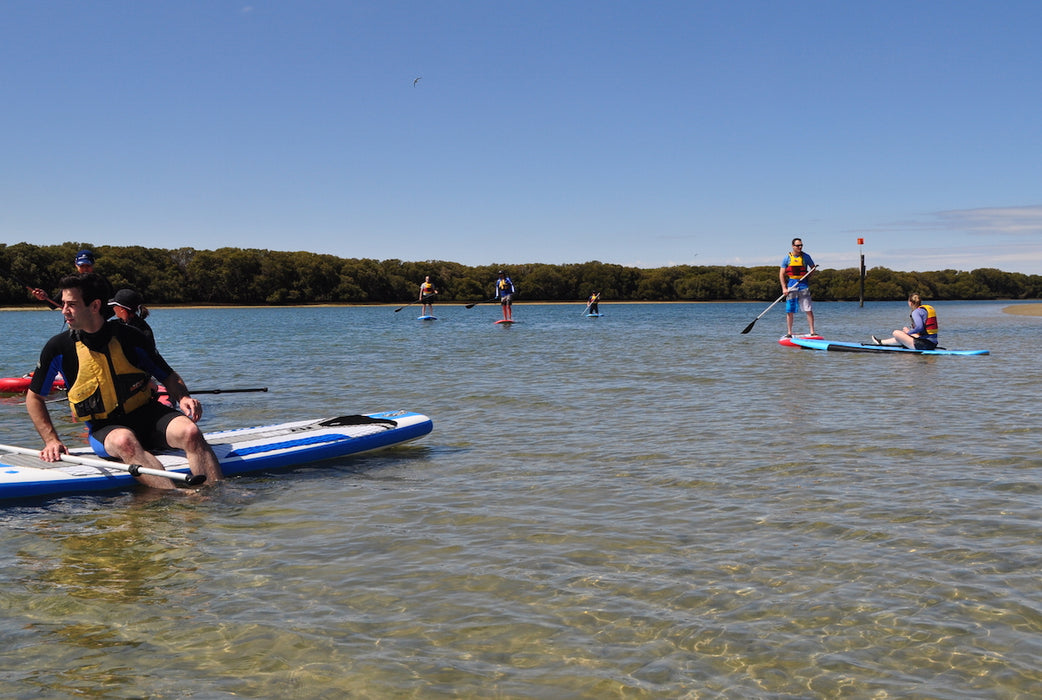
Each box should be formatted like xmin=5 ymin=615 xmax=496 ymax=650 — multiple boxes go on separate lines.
xmin=779 ymin=237 xmax=817 ymax=337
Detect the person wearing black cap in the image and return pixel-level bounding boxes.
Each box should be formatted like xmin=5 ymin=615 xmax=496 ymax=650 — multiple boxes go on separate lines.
xmin=494 ymin=270 xmax=516 ymax=321
xmin=109 ymin=288 xmax=155 ymax=349
xmin=31 ymin=249 xmax=115 ymax=319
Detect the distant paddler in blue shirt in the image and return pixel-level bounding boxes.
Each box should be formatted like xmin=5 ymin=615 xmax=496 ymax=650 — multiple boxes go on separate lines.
xmin=494 ymin=271 xmax=516 ymax=321
xmin=779 ymin=237 xmax=817 ymax=338
xmin=871 ymin=293 xmax=939 ymax=349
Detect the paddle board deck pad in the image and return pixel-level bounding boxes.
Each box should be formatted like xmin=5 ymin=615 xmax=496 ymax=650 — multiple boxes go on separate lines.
xmin=0 ymin=375 xmax=66 ymax=394
xmin=778 ymin=334 xmax=822 ymax=347
xmin=417 ymin=315 xmax=437 ymax=320
xmin=0 ymin=410 xmax=433 ymax=501
xmin=494 ymin=319 xmax=519 ymax=324
xmin=791 ymin=337 xmax=989 ymax=356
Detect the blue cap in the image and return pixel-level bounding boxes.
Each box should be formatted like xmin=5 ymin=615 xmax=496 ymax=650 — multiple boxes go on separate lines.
xmin=75 ymin=249 xmax=95 ymax=266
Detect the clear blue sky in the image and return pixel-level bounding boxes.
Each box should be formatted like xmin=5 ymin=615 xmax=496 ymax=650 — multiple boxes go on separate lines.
xmin=4 ymin=1 xmax=1041 ymax=274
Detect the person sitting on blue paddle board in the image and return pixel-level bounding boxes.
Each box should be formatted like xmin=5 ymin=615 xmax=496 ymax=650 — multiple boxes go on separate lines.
xmin=494 ymin=270 xmax=516 ymax=321
xmin=25 ymin=273 xmax=222 ymax=489
xmin=779 ymin=238 xmax=817 ymax=338
xmin=418 ymin=275 xmax=438 ymax=317
xmin=871 ymin=293 xmax=938 ymax=350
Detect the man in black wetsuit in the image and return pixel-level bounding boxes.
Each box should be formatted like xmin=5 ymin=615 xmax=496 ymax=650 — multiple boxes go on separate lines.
xmin=26 ymin=273 xmax=222 ymax=488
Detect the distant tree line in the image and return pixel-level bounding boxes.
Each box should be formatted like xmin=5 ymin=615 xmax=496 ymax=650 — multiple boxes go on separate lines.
xmin=2 ymin=242 xmax=1040 ymax=307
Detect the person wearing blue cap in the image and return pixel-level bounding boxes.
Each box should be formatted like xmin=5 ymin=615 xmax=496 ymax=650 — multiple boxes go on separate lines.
xmin=32 ymin=249 xmax=115 ymax=319
xmin=74 ymin=249 xmax=95 ymax=271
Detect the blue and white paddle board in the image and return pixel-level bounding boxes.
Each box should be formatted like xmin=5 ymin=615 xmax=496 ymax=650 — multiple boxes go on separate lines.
xmin=585 ymin=313 xmax=603 ymax=317
xmin=791 ymin=337 xmax=989 ymax=356
xmin=417 ymin=315 xmax=437 ymax=321
xmin=0 ymin=411 xmax=433 ymax=502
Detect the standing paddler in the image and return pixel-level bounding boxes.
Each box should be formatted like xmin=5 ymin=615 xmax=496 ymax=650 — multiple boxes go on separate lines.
xmin=779 ymin=237 xmax=817 ymax=338
xmin=494 ymin=270 xmax=516 ymax=321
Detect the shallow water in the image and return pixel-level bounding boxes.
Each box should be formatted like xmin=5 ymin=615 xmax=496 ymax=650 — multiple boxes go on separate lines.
xmin=1 ymin=301 xmax=1040 ymax=698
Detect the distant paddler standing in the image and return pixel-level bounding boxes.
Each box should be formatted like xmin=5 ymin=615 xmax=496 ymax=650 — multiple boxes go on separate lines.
xmin=584 ymin=291 xmax=601 ymax=315
xmin=418 ymin=275 xmax=438 ymax=317
xmin=494 ymin=270 xmax=516 ymax=321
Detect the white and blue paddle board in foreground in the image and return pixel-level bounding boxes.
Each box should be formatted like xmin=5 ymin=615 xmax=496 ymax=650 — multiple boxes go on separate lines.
xmin=0 ymin=410 xmax=433 ymax=502
xmin=790 ymin=337 xmax=989 ymax=356
xmin=417 ymin=315 xmax=436 ymax=321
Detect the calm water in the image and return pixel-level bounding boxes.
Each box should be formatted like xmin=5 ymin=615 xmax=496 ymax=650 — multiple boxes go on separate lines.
xmin=1 ymin=301 xmax=1040 ymax=699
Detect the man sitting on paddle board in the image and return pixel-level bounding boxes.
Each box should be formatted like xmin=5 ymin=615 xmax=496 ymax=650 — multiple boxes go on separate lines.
xmin=779 ymin=237 xmax=817 ymax=338
xmin=25 ymin=273 xmax=222 ymax=489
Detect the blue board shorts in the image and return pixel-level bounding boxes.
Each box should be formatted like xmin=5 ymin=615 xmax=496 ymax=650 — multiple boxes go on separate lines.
xmin=785 ymin=288 xmax=812 ymax=313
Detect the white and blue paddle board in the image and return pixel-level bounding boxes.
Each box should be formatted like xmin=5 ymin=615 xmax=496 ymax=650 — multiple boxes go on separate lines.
xmin=417 ymin=315 xmax=437 ymax=321
xmin=585 ymin=313 xmax=603 ymax=317
xmin=0 ymin=410 xmax=433 ymax=502
xmin=791 ymin=337 xmax=989 ymax=356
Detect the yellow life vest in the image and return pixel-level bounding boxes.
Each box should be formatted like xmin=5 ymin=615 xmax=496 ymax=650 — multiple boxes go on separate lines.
xmin=784 ymin=252 xmax=808 ymax=280
xmin=921 ymin=304 xmax=938 ymax=338
xmin=67 ymin=335 xmax=153 ymax=422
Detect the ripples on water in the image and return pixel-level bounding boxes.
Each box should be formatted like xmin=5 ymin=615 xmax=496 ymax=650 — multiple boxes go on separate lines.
xmin=1 ymin=301 xmax=1040 ymax=698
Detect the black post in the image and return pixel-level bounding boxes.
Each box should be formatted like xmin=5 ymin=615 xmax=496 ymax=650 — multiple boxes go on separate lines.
xmin=859 ymin=253 xmax=866 ymax=308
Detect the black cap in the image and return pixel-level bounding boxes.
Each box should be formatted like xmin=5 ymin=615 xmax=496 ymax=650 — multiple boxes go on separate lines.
xmin=108 ymin=288 xmax=143 ymax=311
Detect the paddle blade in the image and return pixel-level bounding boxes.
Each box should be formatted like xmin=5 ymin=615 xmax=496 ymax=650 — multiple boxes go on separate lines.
xmin=185 ymin=474 xmax=207 ymax=486
xmin=740 ymin=319 xmax=756 ymax=334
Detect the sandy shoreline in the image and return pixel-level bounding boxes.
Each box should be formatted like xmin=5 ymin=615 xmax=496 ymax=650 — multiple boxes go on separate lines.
xmin=1001 ymin=303 xmax=1042 ymax=316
